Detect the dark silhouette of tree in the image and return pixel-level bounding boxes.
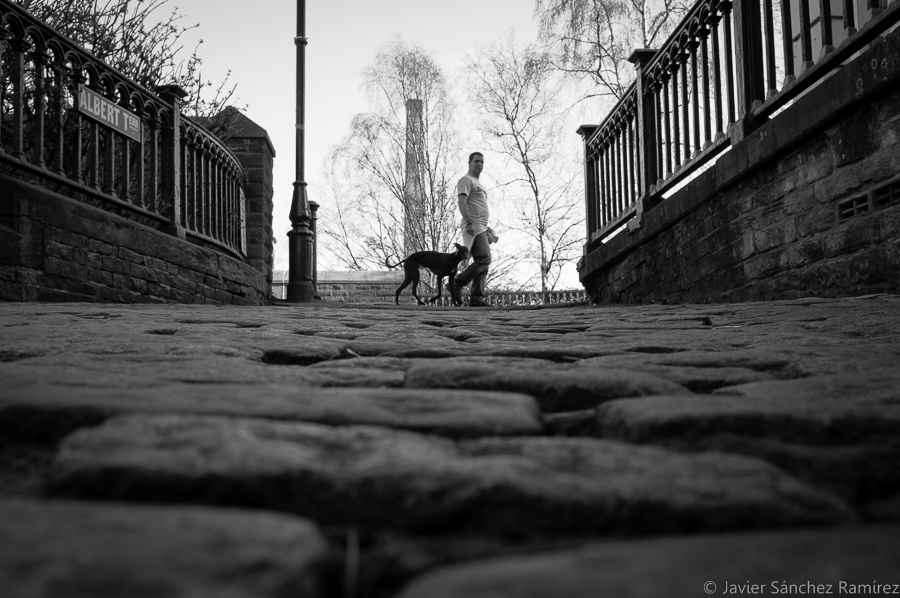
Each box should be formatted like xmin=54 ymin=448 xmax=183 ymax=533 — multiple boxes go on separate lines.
xmin=15 ymin=0 xmax=241 ymax=120
xmin=535 ymin=0 xmax=689 ymax=100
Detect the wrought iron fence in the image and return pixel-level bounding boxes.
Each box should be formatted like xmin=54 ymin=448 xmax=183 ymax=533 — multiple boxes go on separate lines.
xmin=579 ymin=0 xmax=900 ymax=249
xmin=0 ymin=0 xmax=245 ymax=258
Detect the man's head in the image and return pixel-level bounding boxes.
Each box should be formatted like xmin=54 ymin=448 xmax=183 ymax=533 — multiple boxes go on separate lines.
xmin=468 ymin=152 xmax=484 ymax=177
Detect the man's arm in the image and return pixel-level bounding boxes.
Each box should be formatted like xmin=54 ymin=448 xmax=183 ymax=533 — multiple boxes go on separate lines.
xmin=458 ymin=194 xmax=474 ymax=234
xmin=458 ymin=194 xmax=471 ymax=221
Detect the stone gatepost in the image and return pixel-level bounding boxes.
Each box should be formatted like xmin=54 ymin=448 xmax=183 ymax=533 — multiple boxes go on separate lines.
xmin=223 ymin=109 xmax=276 ymax=293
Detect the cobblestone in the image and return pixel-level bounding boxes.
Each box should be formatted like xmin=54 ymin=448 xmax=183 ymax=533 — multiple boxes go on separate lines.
xmin=0 ymin=499 xmax=328 ymax=597
xmin=1 ymin=295 xmax=899 ymax=597
xmin=398 ymin=526 xmax=900 ymax=598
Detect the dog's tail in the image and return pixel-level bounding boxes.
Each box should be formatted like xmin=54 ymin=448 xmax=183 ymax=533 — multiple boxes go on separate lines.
xmin=385 ymin=256 xmax=405 ymax=269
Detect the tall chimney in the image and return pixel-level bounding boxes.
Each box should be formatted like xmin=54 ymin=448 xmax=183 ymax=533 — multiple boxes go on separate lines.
xmin=404 ymin=98 xmax=425 ymax=255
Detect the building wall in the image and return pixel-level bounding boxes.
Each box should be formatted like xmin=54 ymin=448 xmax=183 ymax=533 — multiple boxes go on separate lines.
xmin=580 ymin=27 xmax=900 ymax=304
xmin=0 ymin=176 xmax=268 ymax=304
xmin=225 ymin=111 xmax=276 ymax=292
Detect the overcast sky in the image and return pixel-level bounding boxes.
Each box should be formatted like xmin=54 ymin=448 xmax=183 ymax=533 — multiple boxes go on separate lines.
xmin=162 ymin=1 xmax=592 ymax=287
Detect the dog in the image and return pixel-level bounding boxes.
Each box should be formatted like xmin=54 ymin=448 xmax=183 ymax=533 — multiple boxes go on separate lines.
xmin=385 ymin=244 xmax=469 ymax=306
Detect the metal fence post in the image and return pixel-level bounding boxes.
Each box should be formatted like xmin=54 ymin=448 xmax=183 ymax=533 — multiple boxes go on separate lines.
xmin=577 ymin=125 xmax=599 ymax=252
xmin=628 ymin=49 xmax=659 ymax=203
xmin=308 ymin=200 xmax=319 ymax=296
xmin=156 ymin=85 xmax=188 ymax=239
xmin=732 ymin=0 xmax=765 ymax=141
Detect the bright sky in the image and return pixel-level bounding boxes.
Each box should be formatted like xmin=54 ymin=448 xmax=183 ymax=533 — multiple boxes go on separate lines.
xmin=163 ymin=1 xmax=591 ymax=287
xmin=166 ymin=0 xmax=539 ymax=256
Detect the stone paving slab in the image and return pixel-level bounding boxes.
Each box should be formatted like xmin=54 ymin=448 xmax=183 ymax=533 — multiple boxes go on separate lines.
xmin=308 ymin=354 xmax=557 ymax=373
xmin=405 ymin=362 xmax=691 ymax=412
xmin=398 ymin=525 xmax=900 ymax=598
xmin=46 ymin=414 xmax=850 ymax=535
xmin=0 ymin=382 xmax=542 ymax=440
xmin=578 ymin=347 xmax=797 ymax=370
xmin=715 ymin=370 xmax=900 ymax=404
xmin=597 ymin=370 xmax=900 ymax=446
xmin=0 ymin=352 xmax=405 ymax=388
xmin=586 ymin=361 xmax=774 ymax=392
xmin=594 ymin=377 xmax=900 ymax=503
xmin=573 ymin=349 xmax=787 ymax=391
xmin=0 ymin=499 xmax=328 ymax=598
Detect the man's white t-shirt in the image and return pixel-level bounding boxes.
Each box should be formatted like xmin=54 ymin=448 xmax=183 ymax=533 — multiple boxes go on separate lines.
xmin=457 ymin=175 xmax=489 ymax=249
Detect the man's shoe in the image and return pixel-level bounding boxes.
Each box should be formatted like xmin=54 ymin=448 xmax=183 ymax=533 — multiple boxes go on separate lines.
xmin=468 ymin=298 xmax=490 ymax=307
xmin=450 ymin=278 xmax=463 ymax=306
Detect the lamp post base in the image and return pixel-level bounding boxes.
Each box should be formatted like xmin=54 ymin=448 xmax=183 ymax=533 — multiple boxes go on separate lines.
xmin=286 ymin=281 xmax=314 ymax=302
xmin=286 ymin=225 xmax=315 ymax=303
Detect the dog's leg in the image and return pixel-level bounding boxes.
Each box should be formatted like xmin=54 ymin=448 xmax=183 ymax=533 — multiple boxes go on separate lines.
xmin=429 ymin=275 xmax=445 ymax=304
xmin=395 ymin=274 xmax=413 ymax=305
xmin=410 ymin=269 xmax=425 ymax=305
xmin=448 ymin=270 xmax=462 ymax=306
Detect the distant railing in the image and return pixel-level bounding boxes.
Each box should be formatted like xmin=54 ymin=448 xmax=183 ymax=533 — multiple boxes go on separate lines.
xmin=483 ymin=290 xmax=587 ymax=307
xmin=271 ymin=273 xmax=588 ymax=306
xmin=433 ymin=289 xmax=588 ymax=308
xmin=579 ymin=0 xmax=900 ymax=249
xmin=0 ymin=0 xmax=245 ymax=258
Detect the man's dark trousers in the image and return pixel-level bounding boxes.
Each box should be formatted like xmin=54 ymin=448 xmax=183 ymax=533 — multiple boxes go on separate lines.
xmin=456 ymin=232 xmax=491 ymax=300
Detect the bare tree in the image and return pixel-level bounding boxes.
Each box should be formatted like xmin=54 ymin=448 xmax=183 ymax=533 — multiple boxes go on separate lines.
xmin=15 ymin=0 xmax=242 ymax=120
xmin=465 ymin=32 xmax=584 ymax=298
xmin=535 ymin=0 xmax=689 ymax=100
xmin=316 ymin=159 xmax=394 ymax=271
xmin=325 ymin=38 xmax=462 ymax=271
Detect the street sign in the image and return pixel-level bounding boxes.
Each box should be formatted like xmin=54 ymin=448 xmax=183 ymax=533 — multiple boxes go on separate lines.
xmin=77 ymin=85 xmax=142 ymax=143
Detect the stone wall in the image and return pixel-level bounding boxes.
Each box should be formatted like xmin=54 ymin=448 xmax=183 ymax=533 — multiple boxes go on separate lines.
xmin=580 ymin=27 xmax=900 ymax=304
xmin=272 ymin=270 xmax=408 ymax=304
xmin=0 ymin=176 xmax=268 ymax=304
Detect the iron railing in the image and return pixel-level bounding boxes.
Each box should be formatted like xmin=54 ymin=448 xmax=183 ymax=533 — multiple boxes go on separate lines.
xmin=580 ymin=0 xmax=900 ymax=249
xmin=0 ymin=0 xmax=245 ymax=258
xmin=425 ymin=290 xmax=587 ymax=307
xmin=477 ymin=290 xmax=587 ymax=307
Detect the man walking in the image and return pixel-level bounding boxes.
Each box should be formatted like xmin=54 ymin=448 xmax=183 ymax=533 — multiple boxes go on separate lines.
xmin=453 ymin=152 xmax=491 ymax=307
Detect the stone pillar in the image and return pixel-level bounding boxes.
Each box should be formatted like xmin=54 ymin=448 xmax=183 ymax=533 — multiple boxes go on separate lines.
xmin=224 ymin=109 xmax=276 ymax=292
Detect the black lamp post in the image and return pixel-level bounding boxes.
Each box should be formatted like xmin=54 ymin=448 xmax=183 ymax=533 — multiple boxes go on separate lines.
xmin=286 ymin=0 xmax=315 ymax=302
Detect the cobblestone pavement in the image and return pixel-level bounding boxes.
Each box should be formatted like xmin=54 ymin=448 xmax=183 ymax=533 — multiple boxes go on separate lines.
xmin=1 ymin=296 xmax=899 ymax=598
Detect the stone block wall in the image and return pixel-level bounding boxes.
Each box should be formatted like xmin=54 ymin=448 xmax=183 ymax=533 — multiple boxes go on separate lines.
xmin=272 ymin=270 xmax=409 ymax=304
xmin=580 ymin=27 xmax=900 ymax=304
xmin=0 ymin=176 xmax=267 ymax=304
xmin=225 ymin=111 xmax=276 ymax=292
